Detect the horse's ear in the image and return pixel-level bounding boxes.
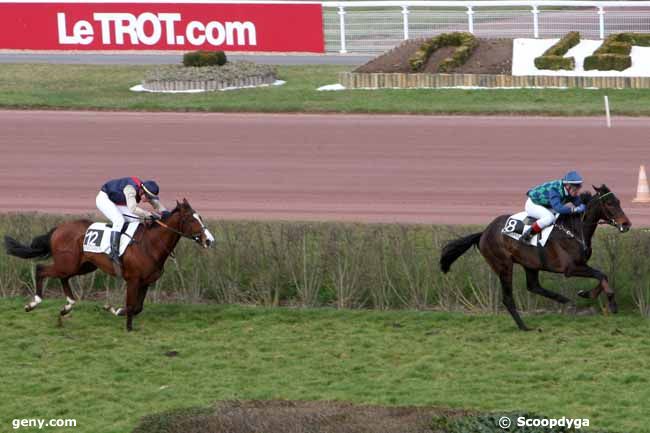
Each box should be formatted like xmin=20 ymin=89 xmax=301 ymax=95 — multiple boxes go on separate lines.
xmin=592 ymin=184 xmax=600 ymax=193
xmin=176 ymin=200 xmax=181 ymax=207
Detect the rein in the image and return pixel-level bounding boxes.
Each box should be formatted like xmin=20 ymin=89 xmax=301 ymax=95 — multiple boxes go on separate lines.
xmin=154 ymin=218 xmax=203 ymax=242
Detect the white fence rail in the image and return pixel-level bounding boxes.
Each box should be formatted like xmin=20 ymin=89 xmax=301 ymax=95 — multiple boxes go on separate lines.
xmin=321 ymin=1 xmax=650 ymax=53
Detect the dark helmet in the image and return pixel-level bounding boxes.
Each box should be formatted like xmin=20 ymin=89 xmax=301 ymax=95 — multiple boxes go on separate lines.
xmin=141 ymin=180 xmax=160 ymax=199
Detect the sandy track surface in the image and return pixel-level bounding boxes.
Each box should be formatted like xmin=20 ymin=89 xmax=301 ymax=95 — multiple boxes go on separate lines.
xmin=2 ymin=110 xmax=649 ymax=226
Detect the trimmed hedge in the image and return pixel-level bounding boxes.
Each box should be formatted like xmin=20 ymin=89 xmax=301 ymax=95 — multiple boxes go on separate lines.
xmin=584 ymin=32 xmax=650 ymax=71
xmin=409 ymin=32 xmax=478 ymax=72
xmin=182 ymin=50 xmax=228 ymax=67
xmin=584 ymin=54 xmax=632 ymax=71
xmin=534 ymin=31 xmax=580 ymax=70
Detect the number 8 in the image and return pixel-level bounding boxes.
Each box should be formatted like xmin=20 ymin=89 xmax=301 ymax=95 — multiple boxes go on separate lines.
xmin=504 ymin=219 xmax=517 ymax=233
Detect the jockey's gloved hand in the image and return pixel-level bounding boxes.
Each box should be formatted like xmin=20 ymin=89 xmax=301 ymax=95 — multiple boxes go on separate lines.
xmin=148 ymin=214 xmax=160 ymax=222
xmin=574 ymin=204 xmax=587 ymax=214
xmin=161 ymin=210 xmax=171 ymax=219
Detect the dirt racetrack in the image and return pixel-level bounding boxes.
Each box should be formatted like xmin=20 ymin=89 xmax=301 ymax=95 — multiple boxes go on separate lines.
xmin=2 ymin=110 xmax=650 ymax=226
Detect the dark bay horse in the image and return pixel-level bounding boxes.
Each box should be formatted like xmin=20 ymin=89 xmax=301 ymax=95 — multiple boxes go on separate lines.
xmin=4 ymin=199 xmax=214 ymax=331
xmin=440 ymin=185 xmax=631 ymax=330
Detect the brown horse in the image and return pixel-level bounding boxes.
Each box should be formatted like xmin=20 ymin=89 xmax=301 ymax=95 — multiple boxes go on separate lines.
xmin=440 ymin=185 xmax=631 ymax=331
xmin=4 ymin=199 xmax=214 ymax=331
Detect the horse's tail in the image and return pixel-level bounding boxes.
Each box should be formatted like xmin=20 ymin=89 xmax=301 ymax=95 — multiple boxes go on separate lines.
xmin=440 ymin=231 xmax=483 ymax=273
xmin=4 ymin=229 xmax=54 ymax=259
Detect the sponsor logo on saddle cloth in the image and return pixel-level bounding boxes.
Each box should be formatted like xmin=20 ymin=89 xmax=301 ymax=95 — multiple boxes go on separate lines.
xmin=82 ymin=222 xmax=139 ymax=255
xmin=501 ymin=211 xmax=556 ymax=247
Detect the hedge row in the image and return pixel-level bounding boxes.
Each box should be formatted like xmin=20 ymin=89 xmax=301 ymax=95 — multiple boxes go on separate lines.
xmin=2 ymin=213 xmax=650 ymax=316
xmin=584 ymin=33 xmax=650 ymax=71
xmin=534 ymin=31 xmax=580 ymax=70
xmin=409 ymin=32 xmax=478 ymax=72
xmin=132 ymin=404 xmax=612 ymax=433
xmin=182 ymin=50 xmax=228 ymax=67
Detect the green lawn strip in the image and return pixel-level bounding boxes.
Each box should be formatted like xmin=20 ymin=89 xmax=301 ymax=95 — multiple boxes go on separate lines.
xmin=1 ymin=299 xmax=649 ymax=433
xmin=1 ymin=64 xmax=650 ymax=115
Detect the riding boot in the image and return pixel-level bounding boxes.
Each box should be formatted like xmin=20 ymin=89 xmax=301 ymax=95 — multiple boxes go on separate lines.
xmin=521 ymin=222 xmax=541 ymax=243
xmin=520 ymin=227 xmax=534 ymax=243
xmin=109 ymin=231 xmax=122 ymax=275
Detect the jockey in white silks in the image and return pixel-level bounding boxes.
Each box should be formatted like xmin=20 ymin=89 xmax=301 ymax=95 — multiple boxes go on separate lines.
xmin=520 ymin=171 xmax=586 ymax=243
xmin=95 ymin=177 xmax=168 ymax=266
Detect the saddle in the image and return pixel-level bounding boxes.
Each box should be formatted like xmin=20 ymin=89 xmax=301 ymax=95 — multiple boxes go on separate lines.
xmin=501 ymin=211 xmax=555 ymax=247
xmin=82 ymin=222 xmax=139 ymax=256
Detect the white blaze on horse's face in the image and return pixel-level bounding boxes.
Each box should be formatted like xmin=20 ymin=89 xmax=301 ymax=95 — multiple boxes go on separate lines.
xmin=193 ymin=212 xmax=214 ymax=248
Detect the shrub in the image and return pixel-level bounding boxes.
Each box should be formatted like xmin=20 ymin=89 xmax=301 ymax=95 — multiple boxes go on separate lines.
xmin=182 ymin=50 xmax=228 ymax=67
xmin=584 ymin=32 xmax=650 ymax=71
xmin=409 ymin=32 xmax=478 ymax=72
xmin=584 ymin=54 xmax=632 ymax=71
xmin=628 ymin=32 xmax=650 ymax=46
xmin=534 ymin=55 xmax=575 ymax=71
xmin=534 ymin=31 xmax=579 ymax=71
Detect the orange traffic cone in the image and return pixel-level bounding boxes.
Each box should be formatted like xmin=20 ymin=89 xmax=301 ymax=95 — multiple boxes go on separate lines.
xmin=633 ymin=165 xmax=650 ymax=203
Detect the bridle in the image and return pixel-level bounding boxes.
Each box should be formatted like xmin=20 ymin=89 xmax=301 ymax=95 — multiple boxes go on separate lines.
xmin=154 ymin=213 xmax=204 ymax=243
xmin=585 ymin=191 xmax=621 ymax=228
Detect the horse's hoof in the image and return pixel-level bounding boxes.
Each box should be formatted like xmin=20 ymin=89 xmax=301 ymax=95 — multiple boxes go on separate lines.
xmin=60 ymin=309 xmax=71 ymax=317
xmin=103 ymin=304 xmax=111 ymax=311
xmin=577 ymin=290 xmax=591 ymax=299
xmin=24 ymin=305 xmax=32 ymax=312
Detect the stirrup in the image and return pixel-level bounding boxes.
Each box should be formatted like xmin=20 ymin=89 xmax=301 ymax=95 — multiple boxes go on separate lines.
xmin=520 ymin=230 xmax=534 ymax=243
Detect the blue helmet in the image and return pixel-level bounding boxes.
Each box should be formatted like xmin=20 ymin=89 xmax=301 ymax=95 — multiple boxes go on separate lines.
xmin=562 ymin=171 xmax=583 ymax=185
xmin=141 ymin=180 xmax=160 ymax=199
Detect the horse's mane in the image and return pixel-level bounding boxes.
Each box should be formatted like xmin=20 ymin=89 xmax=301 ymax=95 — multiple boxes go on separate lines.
xmin=161 ymin=204 xmax=181 ymax=222
xmin=579 ymin=191 xmax=594 ymax=205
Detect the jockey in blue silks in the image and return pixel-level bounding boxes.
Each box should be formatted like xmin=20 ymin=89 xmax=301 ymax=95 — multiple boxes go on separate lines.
xmin=520 ymin=171 xmax=586 ymax=242
xmin=96 ymin=177 xmax=168 ymax=266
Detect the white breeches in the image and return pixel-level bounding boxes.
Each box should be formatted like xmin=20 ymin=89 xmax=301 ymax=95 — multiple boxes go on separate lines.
xmin=96 ymin=191 xmax=139 ymax=232
xmin=525 ymin=198 xmax=557 ymax=229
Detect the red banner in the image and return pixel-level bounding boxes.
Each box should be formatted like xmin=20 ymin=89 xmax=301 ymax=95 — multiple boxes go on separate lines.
xmin=0 ymin=2 xmax=324 ymax=52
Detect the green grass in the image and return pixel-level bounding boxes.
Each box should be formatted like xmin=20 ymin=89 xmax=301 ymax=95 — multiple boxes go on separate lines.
xmin=1 ymin=300 xmax=649 ymax=433
xmin=2 ymin=63 xmax=650 ymax=115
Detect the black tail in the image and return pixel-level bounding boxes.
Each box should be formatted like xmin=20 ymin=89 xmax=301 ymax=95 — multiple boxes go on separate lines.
xmin=440 ymin=232 xmax=483 ymax=273
xmin=4 ymin=229 xmax=54 ymax=259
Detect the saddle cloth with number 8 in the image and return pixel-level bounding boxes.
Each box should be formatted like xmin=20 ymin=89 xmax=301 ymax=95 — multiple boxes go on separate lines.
xmin=501 ymin=211 xmax=556 ymax=247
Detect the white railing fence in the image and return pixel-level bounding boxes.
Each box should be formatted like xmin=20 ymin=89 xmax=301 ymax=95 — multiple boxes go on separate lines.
xmin=321 ymin=1 xmax=650 ymax=53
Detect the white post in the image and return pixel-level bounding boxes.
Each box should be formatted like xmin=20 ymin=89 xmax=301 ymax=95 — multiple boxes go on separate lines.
xmin=532 ymin=5 xmax=539 ymax=38
xmin=466 ymin=6 xmax=474 ymax=34
xmin=604 ymin=95 xmax=611 ymax=128
xmin=402 ymin=5 xmax=410 ymax=40
xmin=598 ymin=7 xmax=605 ymax=39
xmin=338 ymin=5 xmax=347 ymax=54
